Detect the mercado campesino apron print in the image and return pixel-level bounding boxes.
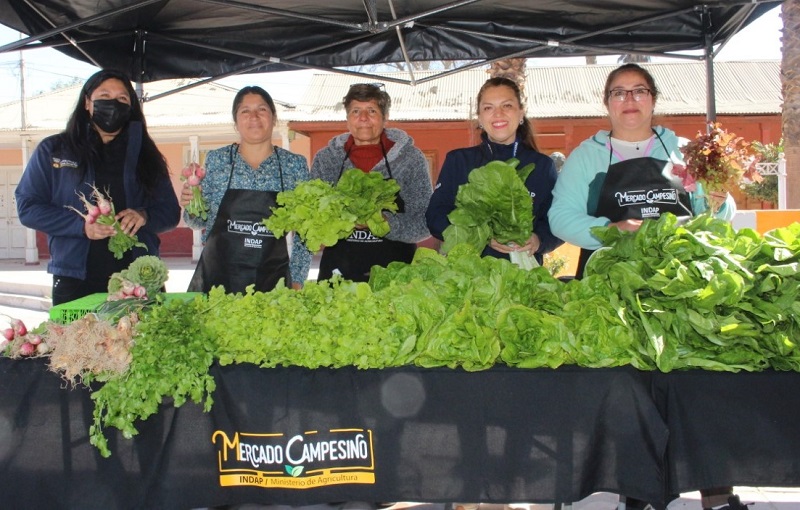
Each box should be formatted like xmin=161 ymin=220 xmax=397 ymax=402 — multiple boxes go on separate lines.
xmin=576 ymin=131 xmax=692 ymax=279
xmin=188 ymin=146 xmax=290 ymax=293
xmin=317 ymin=142 xmax=415 ymax=283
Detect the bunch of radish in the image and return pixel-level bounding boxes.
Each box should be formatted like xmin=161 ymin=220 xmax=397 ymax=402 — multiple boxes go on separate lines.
xmin=67 ymin=185 xmax=146 ymax=259
xmin=182 ymin=162 xmax=210 ymax=220
xmin=70 ymin=185 xmax=115 ymax=226
xmin=107 ymin=278 xmax=149 ymax=301
xmin=2 ymin=317 xmax=50 ymax=358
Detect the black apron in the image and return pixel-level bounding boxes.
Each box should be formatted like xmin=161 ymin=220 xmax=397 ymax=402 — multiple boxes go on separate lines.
xmin=188 ymin=147 xmax=290 ymax=293
xmin=317 ymin=139 xmax=415 ymax=283
xmin=576 ymin=133 xmax=692 ymax=279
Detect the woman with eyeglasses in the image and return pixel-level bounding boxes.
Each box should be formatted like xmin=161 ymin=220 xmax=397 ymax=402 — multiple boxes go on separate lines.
xmin=549 ymin=63 xmax=735 ymax=279
xmin=550 ymin=62 xmax=740 ymax=510
xmin=426 ymin=76 xmax=563 ymax=265
xmin=181 ymin=85 xmax=311 ymax=293
xmin=310 ymin=83 xmax=432 ymax=282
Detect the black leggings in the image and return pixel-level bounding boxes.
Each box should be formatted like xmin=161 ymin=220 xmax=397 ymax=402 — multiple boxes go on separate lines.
xmin=51 ymin=275 xmax=108 ymax=306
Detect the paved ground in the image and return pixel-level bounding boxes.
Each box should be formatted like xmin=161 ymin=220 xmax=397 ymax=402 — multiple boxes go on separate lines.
xmin=1 ymin=258 xmax=799 ymax=509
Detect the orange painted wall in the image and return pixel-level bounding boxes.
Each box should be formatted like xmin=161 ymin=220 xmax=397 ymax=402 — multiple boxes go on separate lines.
xmin=0 ymin=148 xmax=22 ymax=165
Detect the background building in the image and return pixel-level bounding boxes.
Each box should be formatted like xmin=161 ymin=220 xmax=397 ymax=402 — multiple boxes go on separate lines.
xmin=0 ymin=61 xmax=784 ymax=262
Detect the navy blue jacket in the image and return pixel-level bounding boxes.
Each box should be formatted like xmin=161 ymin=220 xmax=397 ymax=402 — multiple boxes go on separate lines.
xmin=426 ymin=135 xmax=563 ymax=264
xmin=15 ymin=124 xmax=180 ymax=279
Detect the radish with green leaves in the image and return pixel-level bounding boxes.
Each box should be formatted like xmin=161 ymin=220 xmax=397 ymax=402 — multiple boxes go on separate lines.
xmin=67 ymin=185 xmax=146 ymax=259
xmin=181 ymin=162 xmax=210 ymax=220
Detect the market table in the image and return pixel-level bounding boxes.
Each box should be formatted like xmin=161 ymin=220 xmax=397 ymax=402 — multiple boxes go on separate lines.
xmin=651 ymin=370 xmax=800 ymax=496
xmin=0 ymin=359 xmax=668 ymax=510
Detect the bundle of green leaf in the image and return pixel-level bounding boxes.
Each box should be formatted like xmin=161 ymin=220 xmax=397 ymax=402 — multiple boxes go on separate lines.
xmin=442 ymin=159 xmax=537 ymax=269
xmin=585 ymin=213 xmax=800 ymax=372
xmin=89 ymin=296 xmax=216 ymax=457
xmin=371 ymin=246 xmax=559 ymax=370
xmin=107 ymin=255 xmax=169 ymax=300
xmin=205 ymin=280 xmax=416 ymax=370
xmin=264 ymin=169 xmax=400 ymax=251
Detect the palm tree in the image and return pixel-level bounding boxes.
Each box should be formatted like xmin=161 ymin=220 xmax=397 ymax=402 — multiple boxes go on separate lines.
xmin=488 ymin=58 xmax=527 ymax=98
xmin=617 ymin=54 xmax=651 ymax=64
xmin=781 ymin=0 xmax=800 ymax=207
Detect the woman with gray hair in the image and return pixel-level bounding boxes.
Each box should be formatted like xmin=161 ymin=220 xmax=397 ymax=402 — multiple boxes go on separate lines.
xmin=310 ymin=83 xmax=432 ymax=282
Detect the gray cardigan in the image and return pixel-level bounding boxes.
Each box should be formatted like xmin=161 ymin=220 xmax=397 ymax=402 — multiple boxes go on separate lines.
xmin=310 ymin=127 xmax=432 ymax=243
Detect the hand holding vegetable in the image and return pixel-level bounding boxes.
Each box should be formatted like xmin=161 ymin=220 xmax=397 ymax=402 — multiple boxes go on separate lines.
xmin=609 ymin=218 xmax=643 ymax=232
xmin=68 ymin=185 xmax=146 ymax=259
xmin=265 ymin=169 xmax=400 ymax=252
xmin=676 ymin=122 xmax=761 ymax=194
xmin=180 ymin=162 xmax=210 ymax=221
xmin=490 ymin=232 xmax=540 ymax=255
xmin=116 ymin=208 xmax=147 ymax=236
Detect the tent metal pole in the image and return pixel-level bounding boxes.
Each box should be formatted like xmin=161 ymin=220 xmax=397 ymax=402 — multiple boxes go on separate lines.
xmin=19 ymin=0 xmax=101 ymax=66
xmin=0 ymin=0 xmax=162 ymax=54
xmin=388 ymin=0 xmax=416 ymax=85
xmin=703 ymin=6 xmax=717 ymax=124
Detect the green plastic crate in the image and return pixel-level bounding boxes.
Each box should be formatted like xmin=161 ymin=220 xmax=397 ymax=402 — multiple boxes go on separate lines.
xmin=49 ymin=292 xmax=202 ymax=324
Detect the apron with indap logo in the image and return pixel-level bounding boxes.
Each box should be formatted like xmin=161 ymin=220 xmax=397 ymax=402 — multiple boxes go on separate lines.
xmin=317 ymin=142 xmax=415 ymax=283
xmin=188 ymin=147 xmax=290 ymax=293
xmin=576 ymin=131 xmax=692 ymax=279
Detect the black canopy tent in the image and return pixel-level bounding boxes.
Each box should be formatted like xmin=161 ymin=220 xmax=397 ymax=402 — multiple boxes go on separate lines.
xmin=0 ymin=0 xmax=782 ymax=117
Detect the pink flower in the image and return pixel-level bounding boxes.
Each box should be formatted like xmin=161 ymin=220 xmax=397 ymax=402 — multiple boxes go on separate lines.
xmin=671 ymin=163 xmax=697 ymax=192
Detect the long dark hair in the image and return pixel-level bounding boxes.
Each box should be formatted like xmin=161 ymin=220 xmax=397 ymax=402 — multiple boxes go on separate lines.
xmin=63 ymin=69 xmax=169 ymax=194
xmin=476 ymin=77 xmax=538 ymax=151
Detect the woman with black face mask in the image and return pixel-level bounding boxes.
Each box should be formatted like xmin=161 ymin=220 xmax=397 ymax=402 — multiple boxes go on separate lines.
xmin=15 ymin=69 xmax=181 ymax=305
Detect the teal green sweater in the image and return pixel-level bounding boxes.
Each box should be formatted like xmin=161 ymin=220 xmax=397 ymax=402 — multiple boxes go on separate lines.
xmin=550 ymin=126 xmax=735 ymax=250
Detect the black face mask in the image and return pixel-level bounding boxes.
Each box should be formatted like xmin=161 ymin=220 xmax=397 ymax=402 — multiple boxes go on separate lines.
xmin=91 ymin=99 xmax=132 ymax=133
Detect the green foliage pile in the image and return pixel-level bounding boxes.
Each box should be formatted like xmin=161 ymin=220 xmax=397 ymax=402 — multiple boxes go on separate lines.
xmin=206 ymin=281 xmax=415 ymax=370
xmin=587 ymin=214 xmax=800 ymax=372
xmin=87 ymin=214 xmax=800 ymax=455
xmin=90 ymin=297 xmax=216 ymax=457
xmin=264 ymin=169 xmax=400 ymax=251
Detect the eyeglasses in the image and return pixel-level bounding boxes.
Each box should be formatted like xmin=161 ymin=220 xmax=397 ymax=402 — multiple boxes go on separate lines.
xmin=349 ymin=82 xmax=385 ymax=90
xmin=608 ymin=88 xmax=652 ymax=102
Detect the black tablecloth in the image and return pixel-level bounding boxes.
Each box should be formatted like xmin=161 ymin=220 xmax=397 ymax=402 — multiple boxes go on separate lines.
xmin=4 ymin=359 xmax=800 ymax=510
xmin=0 ymin=359 xmax=668 ymax=510
xmin=651 ymin=371 xmax=800 ymax=494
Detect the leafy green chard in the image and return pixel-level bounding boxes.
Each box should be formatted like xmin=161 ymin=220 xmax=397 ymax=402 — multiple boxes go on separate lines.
xmin=586 ymin=213 xmax=800 ymax=372
xmin=264 ymin=169 xmax=400 ymax=251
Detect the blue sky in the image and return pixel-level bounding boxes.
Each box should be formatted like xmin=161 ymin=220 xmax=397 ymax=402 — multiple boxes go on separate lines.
xmin=0 ymin=5 xmax=783 ymax=106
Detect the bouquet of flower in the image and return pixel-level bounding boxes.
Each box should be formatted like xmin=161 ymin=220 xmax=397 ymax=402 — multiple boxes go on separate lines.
xmin=674 ymin=122 xmax=761 ymax=194
xmin=67 ymin=185 xmax=146 ymax=259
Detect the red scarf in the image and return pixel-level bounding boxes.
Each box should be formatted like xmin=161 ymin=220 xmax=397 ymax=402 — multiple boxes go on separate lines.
xmin=343 ymin=131 xmax=395 ymax=172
